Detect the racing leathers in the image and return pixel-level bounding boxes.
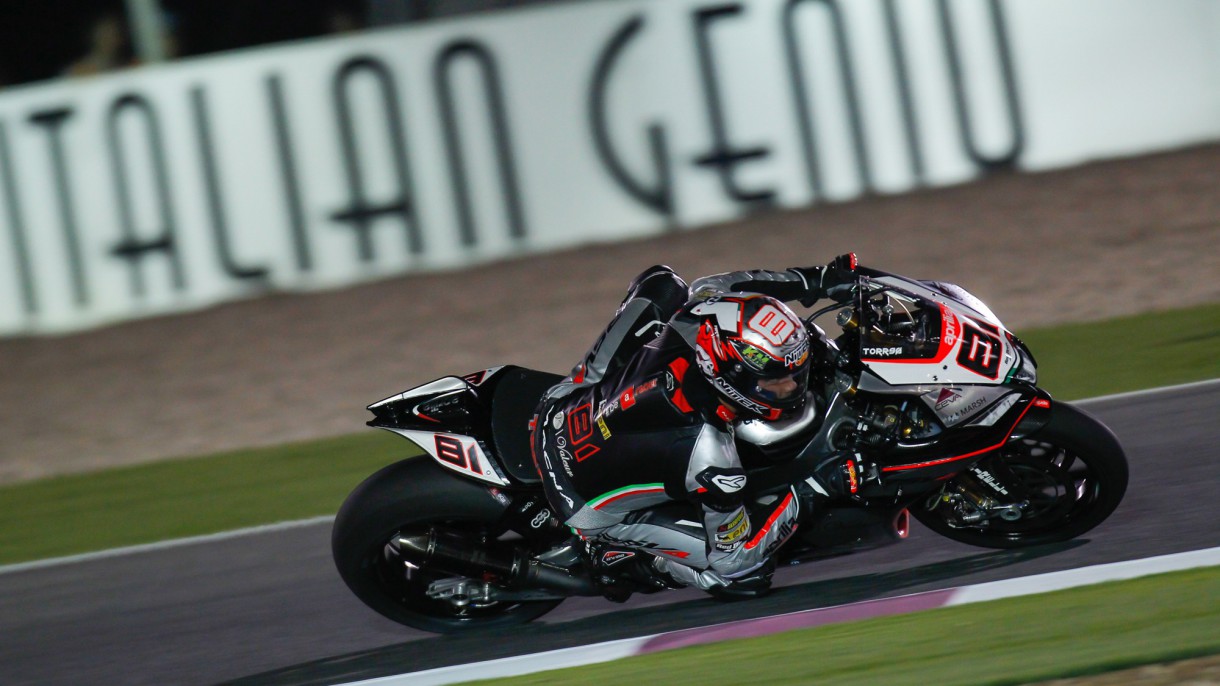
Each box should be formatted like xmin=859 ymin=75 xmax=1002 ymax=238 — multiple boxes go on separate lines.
xmin=531 ymin=262 xmax=850 ymax=593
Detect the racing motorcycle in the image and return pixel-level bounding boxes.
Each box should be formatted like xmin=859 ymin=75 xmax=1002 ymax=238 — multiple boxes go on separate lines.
xmin=332 ymin=266 xmax=1128 ymax=633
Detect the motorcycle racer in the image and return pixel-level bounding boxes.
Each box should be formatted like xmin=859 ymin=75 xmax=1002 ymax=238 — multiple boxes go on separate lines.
xmin=531 ymin=254 xmax=863 ymax=599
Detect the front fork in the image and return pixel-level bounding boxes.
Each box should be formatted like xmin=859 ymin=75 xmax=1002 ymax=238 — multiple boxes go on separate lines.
xmin=928 ymin=452 xmax=1031 ymax=525
xmin=925 ymin=388 xmax=1054 ymax=526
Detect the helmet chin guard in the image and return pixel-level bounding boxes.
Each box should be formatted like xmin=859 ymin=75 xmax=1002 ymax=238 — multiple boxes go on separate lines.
xmin=688 ymin=294 xmax=812 ymax=420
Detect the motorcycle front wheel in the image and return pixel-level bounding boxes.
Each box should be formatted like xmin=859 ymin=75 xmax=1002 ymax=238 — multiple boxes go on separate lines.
xmin=913 ymin=401 xmax=1128 ymax=549
xmin=332 ymin=456 xmax=565 ymax=633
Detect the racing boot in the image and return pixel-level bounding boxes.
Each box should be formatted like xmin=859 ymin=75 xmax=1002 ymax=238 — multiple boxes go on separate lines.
xmin=651 ymin=556 xmax=775 ymax=601
xmin=586 ymin=544 xmax=677 ymax=602
xmin=706 ymin=558 xmax=777 ymax=602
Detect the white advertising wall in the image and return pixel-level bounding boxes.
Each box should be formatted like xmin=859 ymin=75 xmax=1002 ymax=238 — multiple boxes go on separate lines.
xmin=1 ymin=0 xmax=1218 ymax=335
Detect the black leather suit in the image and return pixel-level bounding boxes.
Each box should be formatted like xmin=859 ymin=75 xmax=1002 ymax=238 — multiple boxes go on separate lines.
xmin=531 ymin=265 xmax=824 ymax=590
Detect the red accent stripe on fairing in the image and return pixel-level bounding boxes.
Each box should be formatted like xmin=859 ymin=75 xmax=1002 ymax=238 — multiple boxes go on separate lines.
xmin=881 ymin=400 xmax=1035 ymax=473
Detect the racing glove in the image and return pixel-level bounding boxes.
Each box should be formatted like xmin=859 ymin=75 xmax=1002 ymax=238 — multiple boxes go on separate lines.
xmin=808 ymin=451 xmax=879 ymax=502
xmin=787 ymin=252 xmax=859 ymax=306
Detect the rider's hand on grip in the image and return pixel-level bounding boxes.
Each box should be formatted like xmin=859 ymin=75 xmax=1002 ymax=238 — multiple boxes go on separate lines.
xmin=809 ymin=451 xmax=876 ymax=503
xmin=821 ymin=253 xmax=858 ymax=303
xmin=785 ymin=266 xmax=823 ymax=307
xmin=788 ymin=252 xmax=858 ymax=306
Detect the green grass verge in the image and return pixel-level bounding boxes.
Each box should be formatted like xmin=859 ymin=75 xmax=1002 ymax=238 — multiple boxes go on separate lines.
xmin=1019 ymin=302 xmax=1220 ymax=400
xmin=467 ymin=566 xmax=1220 ymax=686
xmin=1 ymin=302 xmax=1218 ymax=566
xmin=0 ymin=431 xmax=419 ymax=565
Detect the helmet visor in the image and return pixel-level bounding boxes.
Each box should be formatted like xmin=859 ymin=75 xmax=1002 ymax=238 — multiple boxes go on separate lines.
xmin=753 ymin=366 xmax=810 ymax=403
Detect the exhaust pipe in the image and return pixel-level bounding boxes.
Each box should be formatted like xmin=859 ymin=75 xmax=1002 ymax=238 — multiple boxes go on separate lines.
xmin=893 ymin=508 xmax=910 ymax=539
xmin=784 ymin=506 xmax=911 ymax=563
xmin=394 ymin=527 xmax=598 ymax=596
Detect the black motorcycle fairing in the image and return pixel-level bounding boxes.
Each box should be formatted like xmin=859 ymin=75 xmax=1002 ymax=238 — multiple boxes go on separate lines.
xmin=488 ymin=367 xmax=563 ymax=484
xmin=876 ymin=389 xmax=1039 ymax=481
xmin=367 ymin=366 xmax=564 ymax=487
xmin=367 ymin=375 xmax=488 ymax=435
xmin=1008 ymin=388 xmax=1055 ymax=440
xmin=779 ymin=505 xmax=910 ymax=563
xmin=741 ymin=385 xmax=1044 ymax=496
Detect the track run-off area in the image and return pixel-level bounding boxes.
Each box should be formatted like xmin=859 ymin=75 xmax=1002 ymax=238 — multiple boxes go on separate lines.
xmin=2 ymin=380 xmax=1218 ymax=686
xmin=369 ymin=546 xmax=1220 ymax=686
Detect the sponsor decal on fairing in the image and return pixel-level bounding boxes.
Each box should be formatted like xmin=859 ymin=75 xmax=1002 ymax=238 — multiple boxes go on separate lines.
xmin=945 ymin=397 xmax=987 ymax=423
xmin=934 ymin=387 xmax=963 ymax=410
xmin=389 ymin=429 xmax=508 ymax=486
xmin=487 ymin=487 xmax=511 ymax=506
xmin=973 ymin=393 xmax=1021 ymax=427
xmin=970 ymin=466 xmax=1010 ymax=496
xmin=460 ymin=366 xmax=503 ymax=386
xmin=943 ymin=310 xmax=960 ymax=347
xmin=863 ymin=346 xmax=905 ymax=358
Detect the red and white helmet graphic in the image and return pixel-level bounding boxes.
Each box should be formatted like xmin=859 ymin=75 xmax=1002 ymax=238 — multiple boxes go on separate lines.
xmin=689 ymin=295 xmax=812 ymax=420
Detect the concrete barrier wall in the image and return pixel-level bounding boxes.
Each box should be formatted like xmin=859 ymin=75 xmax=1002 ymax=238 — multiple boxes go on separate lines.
xmin=1 ymin=0 xmax=1217 ymax=335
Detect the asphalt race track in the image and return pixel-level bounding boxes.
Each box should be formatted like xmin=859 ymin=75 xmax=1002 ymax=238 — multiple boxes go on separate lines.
xmin=2 ymin=383 xmax=1218 ymax=686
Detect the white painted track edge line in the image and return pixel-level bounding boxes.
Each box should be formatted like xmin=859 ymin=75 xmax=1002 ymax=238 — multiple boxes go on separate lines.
xmin=1073 ymin=377 xmax=1220 ymax=405
xmin=344 ymin=637 xmax=654 ymax=686
xmin=353 ymin=546 xmax=1220 ymax=686
xmin=946 ymin=546 xmax=1220 ymax=605
xmin=3 ymin=377 xmax=1215 ymax=575
xmin=0 ymin=515 xmax=335 ymax=576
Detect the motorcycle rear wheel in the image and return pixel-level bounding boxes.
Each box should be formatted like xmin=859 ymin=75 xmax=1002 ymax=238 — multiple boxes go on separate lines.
xmin=913 ymin=401 xmax=1128 ymax=549
xmin=332 ymin=456 xmax=564 ymax=633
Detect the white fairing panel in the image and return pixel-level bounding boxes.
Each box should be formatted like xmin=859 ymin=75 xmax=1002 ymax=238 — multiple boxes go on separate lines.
xmin=920 ymin=386 xmax=1016 ymax=427
xmin=460 ymin=366 xmax=505 ymax=386
xmin=368 ymin=376 xmax=469 ymax=410
xmin=390 ymin=429 xmax=509 ymax=486
xmin=860 ymin=276 xmax=1019 ymax=387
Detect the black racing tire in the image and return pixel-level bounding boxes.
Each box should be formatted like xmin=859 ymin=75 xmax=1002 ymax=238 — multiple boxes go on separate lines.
xmin=332 ymin=456 xmax=564 ymax=633
xmin=913 ymin=401 xmax=1128 ymax=549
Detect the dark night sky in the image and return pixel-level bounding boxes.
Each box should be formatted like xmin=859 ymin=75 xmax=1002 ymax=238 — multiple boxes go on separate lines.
xmin=0 ymin=0 xmax=364 ymax=86
xmin=0 ymin=0 xmax=121 ymax=84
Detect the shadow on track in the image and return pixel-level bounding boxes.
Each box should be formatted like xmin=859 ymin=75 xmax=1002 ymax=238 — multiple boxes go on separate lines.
xmin=222 ymin=541 xmax=1083 ymax=686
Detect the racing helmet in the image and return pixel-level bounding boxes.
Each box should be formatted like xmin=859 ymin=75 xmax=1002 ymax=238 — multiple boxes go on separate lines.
xmin=689 ymin=295 xmax=812 ymax=421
